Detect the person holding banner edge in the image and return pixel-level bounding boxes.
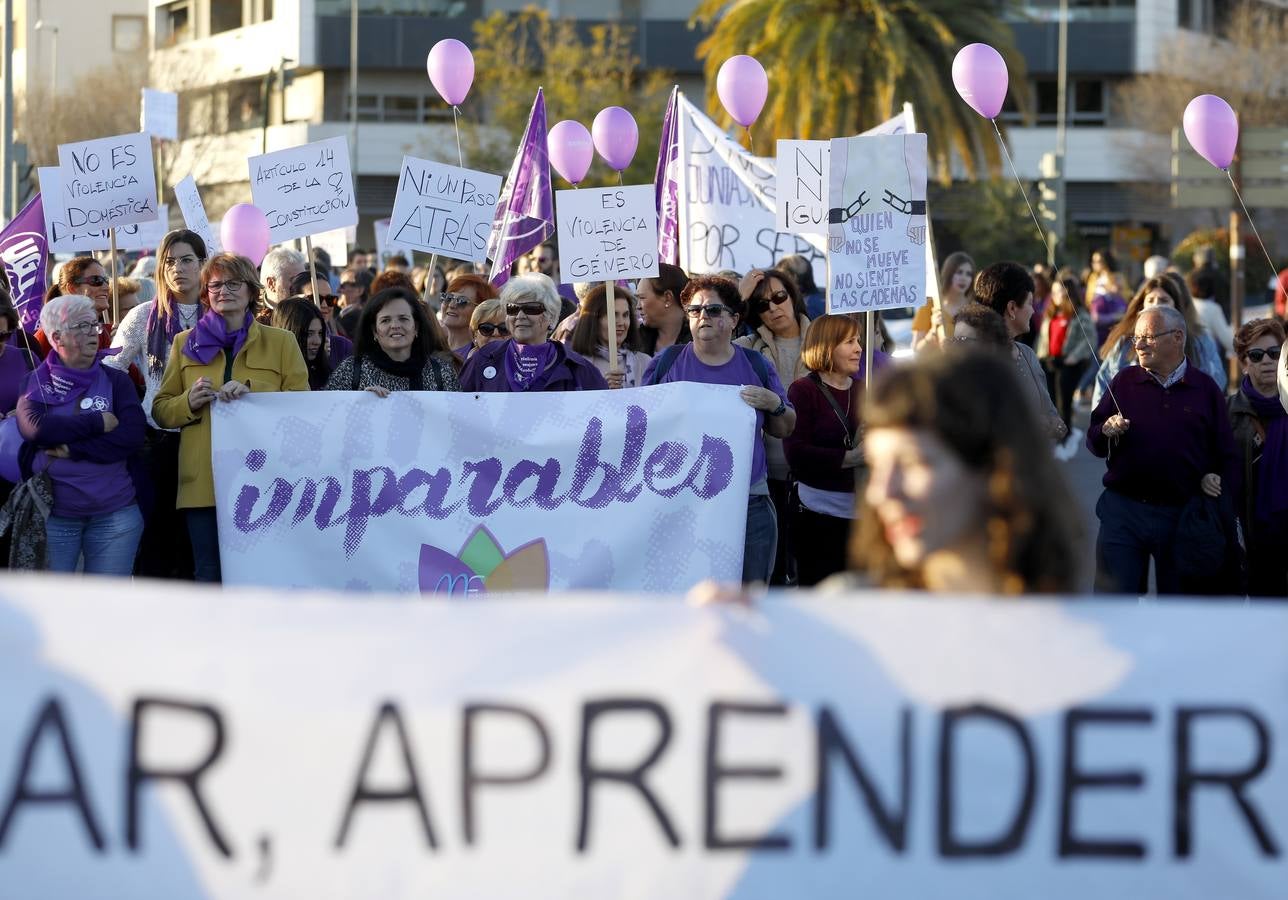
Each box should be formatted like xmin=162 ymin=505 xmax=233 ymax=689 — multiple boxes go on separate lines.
xmin=325 ymin=287 xmax=460 ymax=396
xmin=153 ymin=253 xmax=309 ymax=582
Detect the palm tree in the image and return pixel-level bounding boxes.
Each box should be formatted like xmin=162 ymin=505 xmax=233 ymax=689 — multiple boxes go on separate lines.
xmin=691 ymin=0 xmax=1027 ymax=181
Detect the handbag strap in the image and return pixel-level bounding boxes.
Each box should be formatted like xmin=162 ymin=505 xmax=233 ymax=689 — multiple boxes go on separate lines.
xmin=808 ymin=372 xmax=856 ymax=445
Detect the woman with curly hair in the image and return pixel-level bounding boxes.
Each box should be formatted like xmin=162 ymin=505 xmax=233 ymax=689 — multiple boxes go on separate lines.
xmin=848 ymin=349 xmax=1084 ymax=593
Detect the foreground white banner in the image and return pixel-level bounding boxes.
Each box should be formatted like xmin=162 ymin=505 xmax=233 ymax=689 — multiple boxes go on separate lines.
xmin=210 ymin=385 xmax=754 ymax=592
xmin=1 ymin=578 xmax=1285 ymax=899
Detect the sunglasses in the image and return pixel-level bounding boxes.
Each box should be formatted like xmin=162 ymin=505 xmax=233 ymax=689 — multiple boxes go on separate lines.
xmin=685 ymin=304 xmax=732 ymax=319
xmin=1246 ymin=346 xmax=1282 ymax=363
xmin=506 ymin=302 xmax=546 ymax=317
xmin=477 ymin=322 xmax=510 ymax=337
xmin=317 ymin=295 xmax=339 ymax=307
xmin=442 ymin=292 xmax=477 ymax=308
xmin=74 ymin=275 xmax=110 ymax=287
xmin=755 ymin=289 xmax=791 ymax=311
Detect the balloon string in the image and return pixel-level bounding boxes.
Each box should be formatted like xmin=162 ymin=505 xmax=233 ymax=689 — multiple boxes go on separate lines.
xmin=991 ymin=118 xmax=1122 ymax=418
xmin=1227 ymin=170 xmax=1280 ymax=292
xmin=617 ymin=171 xmax=624 ymax=187
xmin=452 ymin=106 xmax=464 ymax=168
xmin=745 ymin=126 xmax=754 ymax=155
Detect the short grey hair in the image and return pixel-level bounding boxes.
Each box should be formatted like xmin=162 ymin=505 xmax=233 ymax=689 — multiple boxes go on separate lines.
xmin=40 ymin=295 xmax=97 ymax=343
xmin=1139 ymin=304 xmax=1186 ymax=336
xmin=260 ymin=247 xmax=306 ymax=293
xmin=499 ymin=273 xmax=561 ymax=322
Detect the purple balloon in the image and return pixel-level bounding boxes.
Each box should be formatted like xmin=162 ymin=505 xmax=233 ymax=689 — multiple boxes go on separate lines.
xmin=591 ymin=106 xmax=639 ymax=172
xmin=1184 ymin=94 xmax=1238 ymax=170
xmin=717 ymin=55 xmax=768 ymax=128
xmin=547 ymin=120 xmax=594 ymax=185
xmin=427 ymin=39 xmax=474 ymax=106
xmin=219 ymin=204 xmax=271 ymax=267
xmin=952 ymin=43 xmax=1008 ymax=120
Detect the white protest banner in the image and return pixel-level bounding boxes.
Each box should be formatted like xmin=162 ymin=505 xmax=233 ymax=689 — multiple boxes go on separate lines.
xmin=140 ymin=88 xmax=179 ymax=142
xmin=311 ymin=227 xmax=349 ymax=267
xmin=827 ymin=133 xmax=927 ymax=314
xmin=38 ymin=167 xmax=158 ymax=253
xmin=55 ymin=132 xmax=158 ymax=230
xmin=555 ymin=184 xmax=659 ymax=283
xmin=775 ymin=140 xmax=830 ymax=235
xmin=248 ymin=135 xmax=357 ymax=244
xmin=174 ymin=175 xmax=219 ymax=252
xmin=114 ymin=204 xmax=169 ymax=252
xmin=4 ymin=579 xmax=1286 ymax=899
xmin=210 ymin=384 xmax=753 ymax=592
xmin=387 ymin=156 xmax=502 ymax=263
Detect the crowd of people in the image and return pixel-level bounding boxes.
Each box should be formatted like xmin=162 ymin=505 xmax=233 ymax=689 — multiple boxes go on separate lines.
xmin=0 ymin=230 xmax=1283 ymax=598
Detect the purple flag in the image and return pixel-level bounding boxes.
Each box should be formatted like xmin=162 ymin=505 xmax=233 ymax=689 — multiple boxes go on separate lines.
xmin=0 ymin=194 xmax=49 ymax=330
xmin=655 ymin=86 xmax=681 ymax=266
xmin=487 ymin=88 xmax=554 ymax=287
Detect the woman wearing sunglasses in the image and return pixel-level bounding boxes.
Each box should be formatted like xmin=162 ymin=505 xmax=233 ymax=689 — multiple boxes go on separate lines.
xmin=440 ymin=274 xmax=498 ymax=359
xmin=469 ymin=298 xmax=510 ymax=355
xmin=1230 ymin=318 xmax=1288 ymax=596
xmin=459 ymin=274 xmax=607 ymax=393
xmin=153 ymin=253 xmax=310 ymax=582
xmin=35 ymin=258 xmax=114 ymax=355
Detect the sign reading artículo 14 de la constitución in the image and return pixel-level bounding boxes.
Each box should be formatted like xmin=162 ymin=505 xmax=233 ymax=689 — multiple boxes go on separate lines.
xmin=556 ymin=184 xmax=659 ymax=284
xmin=248 ymin=135 xmax=358 ymax=244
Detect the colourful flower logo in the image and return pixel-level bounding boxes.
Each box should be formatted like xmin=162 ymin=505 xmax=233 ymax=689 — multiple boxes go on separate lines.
xmin=418 ymin=525 xmax=550 ymax=596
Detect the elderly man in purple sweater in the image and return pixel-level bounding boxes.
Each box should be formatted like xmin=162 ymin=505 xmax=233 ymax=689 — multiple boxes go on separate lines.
xmin=1087 ymin=305 xmax=1237 ymax=595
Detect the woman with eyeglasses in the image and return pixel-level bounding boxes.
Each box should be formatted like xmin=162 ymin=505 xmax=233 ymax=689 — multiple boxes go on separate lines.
xmin=35 ymin=258 xmax=114 ymax=355
xmin=459 ymin=274 xmax=608 ymax=393
xmin=104 ymin=229 xmax=209 ymax=579
xmin=439 ymin=274 xmax=499 ymax=359
xmin=336 ymin=267 xmax=374 ymax=338
xmin=566 ymin=284 xmax=652 ymax=389
xmin=325 ymin=287 xmax=460 ymax=397
xmin=1230 ymin=318 xmax=1288 ymax=596
xmin=469 ymin=298 xmax=510 ymax=354
xmin=290 ymin=267 xmax=354 ymax=367
xmin=16 ymin=295 xmax=147 ymax=575
xmin=153 ymin=253 xmax=309 ymax=582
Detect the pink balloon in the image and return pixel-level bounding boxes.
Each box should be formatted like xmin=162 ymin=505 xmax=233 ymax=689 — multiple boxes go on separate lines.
xmin=220 ymin=204 xmax=271 ymax=267
xmin=427 ymin=39 xmax=474 ymax=106
xmin=591 ymin=106 xmax=639 ymax=172
xmin=547 ymin=120 xmax=594 ymax=185
xmin=952 ymin=43 xmax=1008 ymax=120
xmin=1184 ymin=94 xmax=1238 ymax=170
xmin=716 ymin=55 xmax=768 ymax=128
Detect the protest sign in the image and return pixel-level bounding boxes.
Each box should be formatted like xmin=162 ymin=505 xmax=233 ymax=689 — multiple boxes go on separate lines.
xmin=311 ymin=227 xmax=350 ymax=268
xmin=248 ymin=135 xmax=357 ymax=244
xmin=55 ymin=132 xmax=158 ymax=230
xmin=210 ymin=384 xmax=753 ymax=593
xmin=38 ymin=167 xmax=161 ymax=253
xmin=555 ymin=184 xmax=659 ymax=283
xmin=388 ymin=156 xmax=502 ymax=263
xmin=0 ymin=195 xmax=49 ymax=329
xmin=2 ymin=577 xmax=1286 ymax=899
xmin=775 ymin=140 xmax=830 ymax=235
xmin=113 ymin=204 xmax=169 ymax=252
xmin=174 ymin=175 xmax=219 ymax=252
xmin=140 ymin=88 xmax=179 ymax=142
xmin=827 ymin=133 xmax=928 ymax=314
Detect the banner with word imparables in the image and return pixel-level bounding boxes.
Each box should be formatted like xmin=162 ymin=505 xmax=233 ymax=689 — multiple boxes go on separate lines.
xmin=210 ymin=384 xmax=755 ymax=592
xmin=1 ymin=580 xmax=1284 ymax=898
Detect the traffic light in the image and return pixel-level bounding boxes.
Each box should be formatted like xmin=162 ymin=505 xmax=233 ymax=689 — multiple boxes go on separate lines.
xmin=1037 ymin=152 xmax=1064 ymax=264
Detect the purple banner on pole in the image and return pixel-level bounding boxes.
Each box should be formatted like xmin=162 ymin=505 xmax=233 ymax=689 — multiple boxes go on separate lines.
xmin=0 ymin=194 xmax=49 ymax=330
xmin=487 ymin=88 xmax=554 ymax=287
xmin=655 ymin=86 xmax=680 ymax=266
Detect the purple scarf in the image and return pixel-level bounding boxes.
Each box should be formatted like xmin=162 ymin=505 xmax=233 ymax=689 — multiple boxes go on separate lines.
xmin=1242 ymin=376 xmax=1288 ymax=522
xmin=25 ymin=349 xmax=119 ymax=408
xmin=145 ymin=300 xmax=201 ymax=374
xmin=183 ymin=309 xmax=251 ymax=365
xmin=503 ymin=340 xmax=560 ymax=391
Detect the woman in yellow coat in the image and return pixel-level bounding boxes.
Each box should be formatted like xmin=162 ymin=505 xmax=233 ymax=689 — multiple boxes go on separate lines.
xmin=154 ymin=252 xmax=309 ymax=582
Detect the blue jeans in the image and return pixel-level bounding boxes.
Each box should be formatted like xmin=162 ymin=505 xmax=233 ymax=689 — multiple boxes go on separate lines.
xmin=1094 ymin=489 xmax=1183 ymax=595
xmin=743 ymin=494 xmax=778 ymax=585
xmin=46 ymin=504 xmax=144 ymax=577
xmin=185 ymin=507 xmax=222 ymax=584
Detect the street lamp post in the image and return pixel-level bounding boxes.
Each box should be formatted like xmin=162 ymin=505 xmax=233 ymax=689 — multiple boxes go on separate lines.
xmin=34 ymin=20 xmax=58 ymax=97
xmin=350 ymin=0 xmax=359 ymax=201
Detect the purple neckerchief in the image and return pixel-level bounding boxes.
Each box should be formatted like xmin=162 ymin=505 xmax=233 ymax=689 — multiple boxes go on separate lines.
xmin=503 ymin=339 xmax=560 ymax=391
xmin=145 ymin=300 xmax=202 ymax=374
xmin=183 ymin=309 xmax=251 ymax=365
xmin=25 ymin=349 xmax=120 ymax=408
xmin=1241 ymin=375 xmax=1288 ymax=522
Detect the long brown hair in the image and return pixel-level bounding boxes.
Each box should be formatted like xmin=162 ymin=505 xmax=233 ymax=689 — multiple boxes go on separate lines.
xmin=1100 ymin=275 xmax=1203 ymax=363
xmin=156 ymin=228 xmax=209 ymax=318
xmin=938 ymin=251 xmax=976 ymax=300
xmin=850 ymin=350 xmax=1084 ymax=593
xmin=569 ymin=284 xmax=641 ymax=356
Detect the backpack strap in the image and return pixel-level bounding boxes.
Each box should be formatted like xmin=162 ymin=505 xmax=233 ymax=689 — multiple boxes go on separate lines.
xmin=647 ymin=344 xmax=684 ymax=385
xmin=736 ymin=344 xmax=771 ymax=388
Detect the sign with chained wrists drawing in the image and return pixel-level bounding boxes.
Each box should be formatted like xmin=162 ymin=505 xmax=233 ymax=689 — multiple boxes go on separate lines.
xmin=826 ymin=134 xmax=927 ymax=314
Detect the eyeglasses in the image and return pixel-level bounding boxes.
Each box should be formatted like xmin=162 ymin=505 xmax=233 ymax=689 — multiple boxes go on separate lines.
xmin=1132 ymin=329 xmax=1180 ymax=347
xmin=162 ymin=255 xmax=200 ymax=269
xmin=442 ymin=292 xmax=476 ymax=308
xmin=477 ymin=322 xmax=510 ymax=337
xmin=73 ymin=276 xmax=110 ymax=287
xmin=1246 ymin=346 xmax=1283 ymax=363
xmin=685 ymin=304 xmax=732 ymax=319
xmin=755 ymin=289 xmax=791 ymax=311
xmin=63 ymin=321 xmax=105 ymax=336
xmin=206 ymin=279 xmax=246 ymax=296
xmin=506 ymin=302 xmax=546 ymax=317
xmin=317 ymin=295 xmax=339 ymax=307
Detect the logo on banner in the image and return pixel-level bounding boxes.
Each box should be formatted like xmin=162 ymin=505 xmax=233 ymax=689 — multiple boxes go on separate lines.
xmin=0 ymin=232 xmax=44 ymax=298
xmin=418 ymin=524 xmax=550 ymax=596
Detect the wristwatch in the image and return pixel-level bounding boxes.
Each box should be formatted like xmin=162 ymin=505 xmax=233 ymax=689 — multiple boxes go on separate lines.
xmin=768 ymin=401 xmax=787 ymax=417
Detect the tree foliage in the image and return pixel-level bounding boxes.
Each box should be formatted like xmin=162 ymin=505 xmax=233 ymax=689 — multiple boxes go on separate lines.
xmin=470 ymin=7 xmax=673 ymax=187
xmin=690 ymin=0 xmax=1026 ymax=181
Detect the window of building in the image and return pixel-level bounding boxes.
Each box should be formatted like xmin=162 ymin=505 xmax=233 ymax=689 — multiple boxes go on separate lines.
xmin=112 ymin=15 xmax=147 ymax=52
xmin=997 ymin=77 xmax=1108 ymax=126
xmin=211 ymin=0 xmax=245 ymax=34
xmin=156 ymin=0 xmax=193 ymax=48
xmin=1072 ymin=79 xmax=1106 ymax=126
xmin=226 ymin=81 xmax=265 ymax=130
